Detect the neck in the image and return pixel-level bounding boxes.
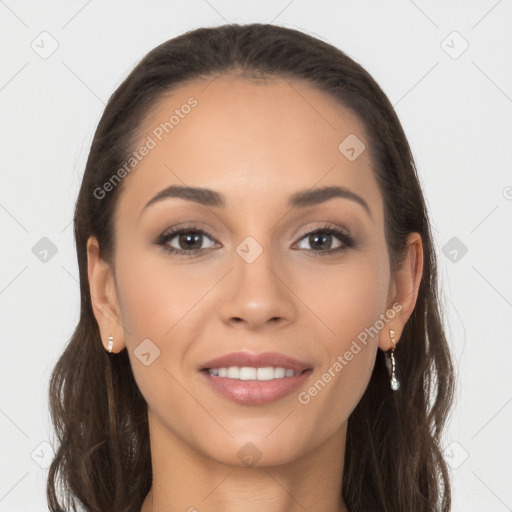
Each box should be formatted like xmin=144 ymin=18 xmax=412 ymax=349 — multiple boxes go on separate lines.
xmin=140 ymin=411 xmax=349 ymax=512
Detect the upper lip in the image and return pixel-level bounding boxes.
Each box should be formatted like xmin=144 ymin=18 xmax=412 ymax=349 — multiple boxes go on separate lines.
xmin=200 ymin=351 xmax=312 ymax=373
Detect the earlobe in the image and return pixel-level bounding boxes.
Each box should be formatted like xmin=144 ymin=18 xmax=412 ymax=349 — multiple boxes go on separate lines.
xmin=86 ymin=236 xmax=126 ymax=353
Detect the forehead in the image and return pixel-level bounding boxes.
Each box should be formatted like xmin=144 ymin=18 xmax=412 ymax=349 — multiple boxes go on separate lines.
xmin=115 ymin=75 xmax=382 ymax=222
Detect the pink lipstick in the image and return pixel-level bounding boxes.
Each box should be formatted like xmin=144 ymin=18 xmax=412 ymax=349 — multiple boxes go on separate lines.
xmin=199 ymin=351 xmax=313 ymax=405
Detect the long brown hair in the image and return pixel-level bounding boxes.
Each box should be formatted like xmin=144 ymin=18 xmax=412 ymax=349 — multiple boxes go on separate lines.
xmin=47 ymin=23 xmax=455 ymax=511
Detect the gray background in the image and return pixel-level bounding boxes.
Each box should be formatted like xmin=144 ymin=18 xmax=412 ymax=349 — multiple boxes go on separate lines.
xmin=0 ymin=1 xmax=511 ymax=510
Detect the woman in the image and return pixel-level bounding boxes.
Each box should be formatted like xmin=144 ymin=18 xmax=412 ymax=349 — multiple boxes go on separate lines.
xmin=47 ymin=23 xmax=455 ymax=512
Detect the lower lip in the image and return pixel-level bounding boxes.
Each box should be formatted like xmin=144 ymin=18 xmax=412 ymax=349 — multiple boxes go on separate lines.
xmin=201 ymin=369 xmax=312 ymax=405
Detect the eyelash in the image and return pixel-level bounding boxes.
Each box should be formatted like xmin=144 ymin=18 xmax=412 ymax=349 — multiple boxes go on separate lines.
xmin=154 ymin=223 xmax=355 ymax=258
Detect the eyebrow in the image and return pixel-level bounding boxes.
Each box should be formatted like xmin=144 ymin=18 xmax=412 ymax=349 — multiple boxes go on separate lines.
xmin=141 ymin=184 xmax=372 ymax=218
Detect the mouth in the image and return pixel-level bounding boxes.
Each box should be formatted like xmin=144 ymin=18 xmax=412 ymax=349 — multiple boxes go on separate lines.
xmin=199 ymin=351 xmax=313 ymax=405
xmin=205 ymin=366 xmax=302 ymax=380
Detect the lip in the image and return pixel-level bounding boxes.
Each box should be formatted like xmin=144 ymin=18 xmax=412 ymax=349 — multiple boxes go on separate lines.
xmin=199 ymin=351 xmax=313 ymax=405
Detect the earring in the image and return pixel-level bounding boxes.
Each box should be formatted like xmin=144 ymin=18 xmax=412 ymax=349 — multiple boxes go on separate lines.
xmin=107 ymin=335 xmax=114 ymax=353
xmin=388 ymin=329 xmax=400 ymax=391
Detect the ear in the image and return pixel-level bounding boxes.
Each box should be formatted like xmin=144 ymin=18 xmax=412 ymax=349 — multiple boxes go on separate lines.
xmin=378 ymin=232 xmax=424 ymax=351
xmin=87 ymin=236 xmax=126 ymax=353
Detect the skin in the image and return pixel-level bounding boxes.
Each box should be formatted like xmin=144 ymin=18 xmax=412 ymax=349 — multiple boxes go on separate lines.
xmin=87 ymin=75 xmax=423 ymax=512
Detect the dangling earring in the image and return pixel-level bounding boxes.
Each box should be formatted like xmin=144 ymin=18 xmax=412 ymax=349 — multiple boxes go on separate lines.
xmin=107 ymin=335 xmax=114 ymax=353
xmin=388 ymin=329 xmax=400 ymax=391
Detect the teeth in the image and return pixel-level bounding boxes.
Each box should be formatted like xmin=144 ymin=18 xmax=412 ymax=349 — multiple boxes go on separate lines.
xmin=227 ymin=367 xmax=239 ymax=378
xmin=207 ymin=366 xmax=300 ymax=380
xmin=239 ymin=367 xmax=256 ymax=380
xmin=274 ymin=367 xmax=285 ymax=378
xmin=257 ymin=367 xmax=274 ymax=380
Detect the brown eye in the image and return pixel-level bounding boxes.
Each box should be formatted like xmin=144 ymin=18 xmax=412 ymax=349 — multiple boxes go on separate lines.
xmin=294 ymin=225 xmax=355 ymax=256
xmin=155 ymin=225 xmax=217 ymax=256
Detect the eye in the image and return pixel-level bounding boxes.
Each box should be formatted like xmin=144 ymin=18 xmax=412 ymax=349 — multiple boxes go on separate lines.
xmin=154 ymin=223 xmax=355 ymax=257
xmin=293 ymin=224 xmax=355 ymax=256
xmin=154 ymin=224 xmax=218 ymax=256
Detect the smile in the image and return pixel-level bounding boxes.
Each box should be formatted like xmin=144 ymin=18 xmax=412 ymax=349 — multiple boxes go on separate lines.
xmin=207 ymin=366 xmax=300 ymax=380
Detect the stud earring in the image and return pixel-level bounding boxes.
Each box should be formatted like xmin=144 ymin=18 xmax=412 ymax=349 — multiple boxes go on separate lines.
xmin=107 ymin=335 xmax=114 ymax=353
xmin=388 ymin=329 xmax=400 ymax=391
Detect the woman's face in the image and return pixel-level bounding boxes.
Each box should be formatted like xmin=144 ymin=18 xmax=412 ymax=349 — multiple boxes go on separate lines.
xmin=89 ymin=75 xmax=412 ymax=467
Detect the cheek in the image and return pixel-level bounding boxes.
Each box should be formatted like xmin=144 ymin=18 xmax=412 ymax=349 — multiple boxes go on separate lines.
xmin=302 ymin=253 xmax=389 ymax=345
xmin=113 ymin=248 xmax=226 ymax=398
xmin=114 ymin=246 xmax=219 ymax=343
xmin=296 ymin=254 xmax=388 ymax=423
xmin=113 ymin=251 xmax=214 ymax=419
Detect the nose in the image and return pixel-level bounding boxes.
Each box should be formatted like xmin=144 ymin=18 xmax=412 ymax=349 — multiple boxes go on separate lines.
xmin=219 ymin=245 xmax=297 ymax=331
